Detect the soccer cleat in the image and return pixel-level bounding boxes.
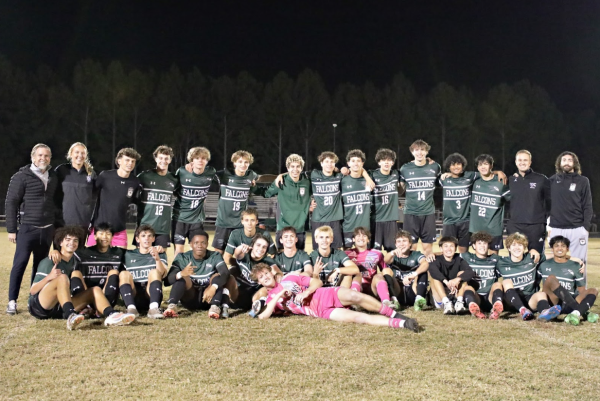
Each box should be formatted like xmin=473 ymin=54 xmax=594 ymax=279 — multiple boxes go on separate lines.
xmin=454 ymin=300 xmax=467 ymax=314
xmin=248 ymin=299 xmax=265 ymax=318
xmin=66 ymin=313 xmax=85 ymax=330
xmin=382 ymin=299 xmax=398 ymax=311
xmin=414 ymin=296 xmax=427 ymax=311
xmin=126 ymin=305 xmax=139 ymax=318
xmin=163 ymin=304 xmax=179 ymax=318
xmin=390 ymin=296 xmax=401 ymax=311
xmin=468 ymin=302 xmax=486 ymax=319
xmin=326 ymin=269 xmax=344 ymax=287
xmin=520 ymin=308 xmax=534 ymax=321
xmin=208 ymin=305 xmax=221 ymax=319
xmin=404 ymin=318 xmax=420 ymax=333
xmin=537 ymin=305 xmax=562 ymax=322
xmin=586 ymin=312 xmax=599 ymax=323
xmin=104 ymin=312 xmax=135 ymax=326
xmin=489 ymin=301 xmax=504 ymax=320
xmin=6 ymin=300 xmax=17 ymax=315
xmin=564 ymin=312 xmax=580 ymax=326
xmin=443 ymin=301 xmax=455 ymax=315
xmin=221 ymin=305 xmax=230 ymax=319
xmin=147 ymin=308 xmax=164 ymax=319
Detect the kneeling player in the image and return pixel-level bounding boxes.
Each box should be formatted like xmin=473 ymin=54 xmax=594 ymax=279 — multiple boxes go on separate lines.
xmin=459 ymin=232 xmax=504 ymax=319
xmin=536 ymin=236 xmax=598 ymax=325
xmin=253 ymin=263 xmax=419 ymax=332
xmin=29 ymin=226 xmax=134 ymax=329
xmin=429 ymin=236 xmax=476 ymax=315
xmin=308 ymin=226 xmax=359 ymax=287
xmin=164 ymin=232 xmax=229 ymax=319
xmin=382 ymin=230 xmax=429 ymax=311
xmin=345 ymin=227 xmax=395 ymax=308
xmin=119 ymin=224 xmax=168 ymax=319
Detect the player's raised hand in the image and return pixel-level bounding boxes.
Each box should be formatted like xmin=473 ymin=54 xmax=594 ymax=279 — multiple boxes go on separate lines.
xmin=313 ymin=257 xmax=326 ymax=277
xmin=236 ymin=244 xmax=251 ymax=255
xmin=154 ymin=245 xmax=165 ymax=254
xmin=181 ymin=262 xmax=194 ymax=277
xmin=529 ymin=249 xmax=540 ymax=263
xmin=48 ymin=264 xmax=62 ymax=280
xmin=295 ymin=290 xmax=311 ymax=304
xmin=440 ymin=172 xmax=450 ymax=180
xmin=48 ymin=249 xmax=62 ymax=264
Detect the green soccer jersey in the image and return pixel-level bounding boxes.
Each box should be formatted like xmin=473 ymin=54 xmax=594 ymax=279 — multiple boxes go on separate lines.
xmin=495 ymin=253 xmax=544 ymax=296
xmin=539 ymin=259 xmax=585 ymax=296
xmin=311 ymin=170 xmax=344 ymax=223
xmin=124 ymin=249 xmax=168 ymax=284
xmin=389 ymin=251 xmax=425 ymax=279
xmin=236 ymin=254 xmax=279 ymax=288
xmin=469 ymin=176 xmax=510 ymax=236
xmin=275 ymin=249 xmax=312 ymax=273
xmin=75 ymin=246 xmax=124 ymax=287
xmin=216 ymin=169 xmax=260 ymax=228
xmin=264 ymin=174 xmax=312 ymax=232
xmin=168 ymin=249 xmax=226 ymax=287
xmin=371 ymin=169 xmax=400 ymax=223
xmin=341 ymin=175 xmax=371 ymax=232
xmin=460 ymin=252 xmax=499 ymax=294
xmin=400 ymin=162 xmax=441 ymax=216
xmin=309 ymin=248 xmax=350 ymax=284
xmin=440 ymin=171 xmax=479 ymax=224
xmin=224 ymin=228 xmax=276 ymax=255
xmin=173 ymin=166 xmax=218 ymax=224
xmin=31 ymin=257 xmax=77 ymax=286
xmin=137 ymin=170 xmax=178 ymax=235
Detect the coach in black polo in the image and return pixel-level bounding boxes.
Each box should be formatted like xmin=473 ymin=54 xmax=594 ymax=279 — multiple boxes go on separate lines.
xmin=5 ymin=144 xmax=59 ymax=315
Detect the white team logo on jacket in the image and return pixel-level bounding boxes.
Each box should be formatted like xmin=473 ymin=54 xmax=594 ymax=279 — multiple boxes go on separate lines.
xmin=569 ymin=184 xmax=577 ymax=191
xmin=299 ymin=188 xmax=306 ymax=196
xmin=127 ymin=187 xmax=134 ymax=198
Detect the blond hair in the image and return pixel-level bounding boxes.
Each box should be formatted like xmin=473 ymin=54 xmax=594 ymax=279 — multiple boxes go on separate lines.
xmin=286 ymin=153 xmax=305 ymax=169
xmin=231 ymin=150 xmax=254 ymax=165
xmin=187 ymin=147 xmax=211 ymax=162
xmin=66 ymin=142 xmax=94 ymax=176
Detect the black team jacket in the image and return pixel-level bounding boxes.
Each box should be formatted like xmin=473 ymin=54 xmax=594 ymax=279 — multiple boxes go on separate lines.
xmin=548 ymin=172 xmax=593 ymax=231
xmin=508 ymin=169 xmax=550 ymax=225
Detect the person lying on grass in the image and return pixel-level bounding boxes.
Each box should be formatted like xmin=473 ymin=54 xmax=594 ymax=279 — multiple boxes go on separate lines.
xmin=252 ymin=263 xmax=420 ymax=332
xmin=29 ymin=226 xmax=135 ymax=330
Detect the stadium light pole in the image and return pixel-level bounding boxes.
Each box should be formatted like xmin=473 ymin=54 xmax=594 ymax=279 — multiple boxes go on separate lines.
xmin=332 ymin=123 xmax=337 ymax=153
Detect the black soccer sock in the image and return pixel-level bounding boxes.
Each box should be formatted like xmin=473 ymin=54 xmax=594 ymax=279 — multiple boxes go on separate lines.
xmin=149 ymin=280 xmax=163 ymax=305
xmin=211 ymin=287 xmax=224 ymax=306
xmin=552 ymin=286 xmax=579 ymax=310
xmin=104 ymin=275 xmax=120 ymax=307
xmin=221 ymin=293 xmax=231 ymax=307
xmin=505 ymin=289 xmax=526 ymax=311
xmin=70 ymin=277 xmax=85 ymax=296
xmin=464 ymin=290 xmax=477 ymax=306
xmin=576 ymin=294 xmax=597 ymax=315
xmin=492 ymin=288 xmax=503 ymax=304
xmin=384 ymin=274 xmax=398 ymax=298
xmin=167 ymin=279 xmax=186 ymax=305
xmin=537 ymin=299 xmax=550 ymax=313
xmin=416 ymin=273 xmax=428 ymax=298
xmin=62 ymin=302 xmax=76 ymax=319
xmin=119 ymin=284 xmax=135 ymax=307
xmin=103 ymin=306 xmax=115 ymax=317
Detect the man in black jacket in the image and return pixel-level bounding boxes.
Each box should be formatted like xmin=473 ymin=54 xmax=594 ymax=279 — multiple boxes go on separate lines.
xmin=507 ymin=150 xmax=551 ymax=253
xmin=5 ymin=144 xmax=59 ymax=315
xmin=548 ymin=151 xmax=593 ymax=264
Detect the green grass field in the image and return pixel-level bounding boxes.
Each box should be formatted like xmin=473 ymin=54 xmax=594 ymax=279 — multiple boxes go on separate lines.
xmin=1 ymin=228 xmax=600 ymax=400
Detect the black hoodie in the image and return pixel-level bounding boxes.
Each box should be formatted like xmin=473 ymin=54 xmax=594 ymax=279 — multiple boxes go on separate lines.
xmin=548 ymin=172 xmax=593 ymax=231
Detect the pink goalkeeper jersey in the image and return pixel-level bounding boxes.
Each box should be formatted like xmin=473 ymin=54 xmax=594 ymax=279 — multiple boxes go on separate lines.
xmin=345 ymin=248 xmax=386 ymax=280
xmin=266 ymin=274 xmax=318 ymax=317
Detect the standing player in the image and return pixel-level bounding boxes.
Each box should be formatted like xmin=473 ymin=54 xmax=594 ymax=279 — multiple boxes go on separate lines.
xmin=370 ymin=148 xmax=401 ymax=251
xmin=164 ymin=232 xmax=229 ymax=319
xmin=136 ymin=145 xmax=177 ymax=247
xmin=308 ymin=226 xmax=359 ymax=286
xmin=264 ymin=154 xmax=311 ymax=250
xmin=223 ymin=208 xmax=276 ymax=266
xmin=172 ymin=146 xmax=218 ymax=256
xmin=212 ymin=150 xmax=261 ymax=254
xmin=345 ymin=227 xmax=395 ymax=309
xmin=54 ymin=142 xmax=96 ymax=232
xmin=275 ymin=226 xmax=313 ymax=274
xmin=253 ymin=264 xmax=419 ymax=332
xmin=341 ymin=150 xmax=372 ymax=249
xmin=399 ymin=140 xmax=441 ymax=259
xmin=496 ymin=233 xmax=544 ymax=321
xmin=537 ymin=236 xmax=598 ymax=325
xmin=29 ymin=226 xmax=134 ymax=329
xmin=506 ymin=150 xmax=551 ymax=253
xmin=469 ymin=154 xmax=510 ymax=254
xmin=89 ymin=147 xmax=142 ymax=247
xmin=118 ymin=224 xmax=168 ymax=319
xmin=429 ymin=236 xmax=476 ymax=315
xmin=459 ymin=232 xmax=504 ymax=320
xmin=383 ymin=230 xmax=429 ymax=311
xmin=548 ymin=151 xmax=593 ymax=264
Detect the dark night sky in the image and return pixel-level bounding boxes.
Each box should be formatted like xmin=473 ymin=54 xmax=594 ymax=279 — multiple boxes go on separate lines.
xmin=1 ymin=1 xmax=600 ymax=112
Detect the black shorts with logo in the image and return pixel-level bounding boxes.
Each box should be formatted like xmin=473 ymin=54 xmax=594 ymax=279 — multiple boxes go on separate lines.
xmin=403 ymin=214 xmax=437 ymax=244
xmin=212 ymin=227 xmax=236 ymax=251
xmin=371 ymin=221 xmax=399 ymax=251
xmin=172 ymin=221 xmax=205 ymax=245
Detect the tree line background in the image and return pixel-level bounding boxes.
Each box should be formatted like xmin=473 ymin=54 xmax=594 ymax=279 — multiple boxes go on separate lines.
xmin=1 ymin=55 xmax=599 ymax=214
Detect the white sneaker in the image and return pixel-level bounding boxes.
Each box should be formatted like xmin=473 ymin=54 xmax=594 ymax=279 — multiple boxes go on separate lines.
xmin=454 ymin=300 xmax=466 ymax=314
xmin=67 ymin=313 xmax=85 ymax=330
xmin=126 ymin=305 xmax=139 ymax=318
xmin=6 ymin=300 xmax=17 ymax=315
xmin=147 ymin=308 xmax=164 ymax=319
xmin=104 ymin=312 xmax=136 ymax=326
xmin=443 ymin=301 xmax=455 ymax=315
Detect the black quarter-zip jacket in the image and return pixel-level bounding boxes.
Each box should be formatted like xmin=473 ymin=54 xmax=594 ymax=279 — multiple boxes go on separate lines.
xmin=548 ymin=172 xmax=593 ymax=231
xmin=508 ymin=169 xmax=550 ymax=224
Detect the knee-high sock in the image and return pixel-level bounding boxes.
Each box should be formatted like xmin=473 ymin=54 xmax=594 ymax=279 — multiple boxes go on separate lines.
xmin=119 ymin=283 xmax=135 ymax=307
xmin=167 ymin=279 xmax=186 ymax=305
xmin=70 ymin=277 xmax=85 ymax=297
xmin=104 ymin=275 xmax=119 ymax=306
xmin=376 ymin=280 xmax=390 ymax=302
xmin=505 ymin=289 xmax=526 ymax=311
xmin=384 ymin=274 xmax=398 ymax=298
xmin=537 ymin=299 xmax=550 ymax=313
xmin=464 ymin=290 xmax=477 ymax=306
xmin=553 ymin=286 xmax=578 ymax=311
xmin=149 ymin=281 xmax=163 ymax=305
xmin=416 ymin=273 xmax=428 ymax=298
xmin=576 ymin=294 xmax=597 ymax=315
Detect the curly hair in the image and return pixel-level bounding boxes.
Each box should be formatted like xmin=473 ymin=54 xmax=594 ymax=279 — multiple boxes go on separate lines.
xmin=346 ymin=149 xmax=366 ymax=163
xmin=375 ymin=148 xmax=396 ymax=163
xmin=470 ymin=231 xmax=493 ymax=244
xmin=505 ymin=232 xmax=528 ymax=249
xmin=55 ymin=226 xmax=85 ymax=247
xmin=250 ymin=262 xmax=272 ymax=281
xmin=443 ymin=153 xmax=468 ymax=173
xmin=318 ymin=151 xmax=339 ymax=163
xmin=555 ymin=151 xmax=582 ymax=174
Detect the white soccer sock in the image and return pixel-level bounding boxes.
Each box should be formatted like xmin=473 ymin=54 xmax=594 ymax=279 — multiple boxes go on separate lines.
xmin=149 ymin=302 xmax=159 ymax=310
xmin=442 ymin=297 xmax=450 ymax=304
xmin=456 ymin=296 xmax=464 ymax=303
